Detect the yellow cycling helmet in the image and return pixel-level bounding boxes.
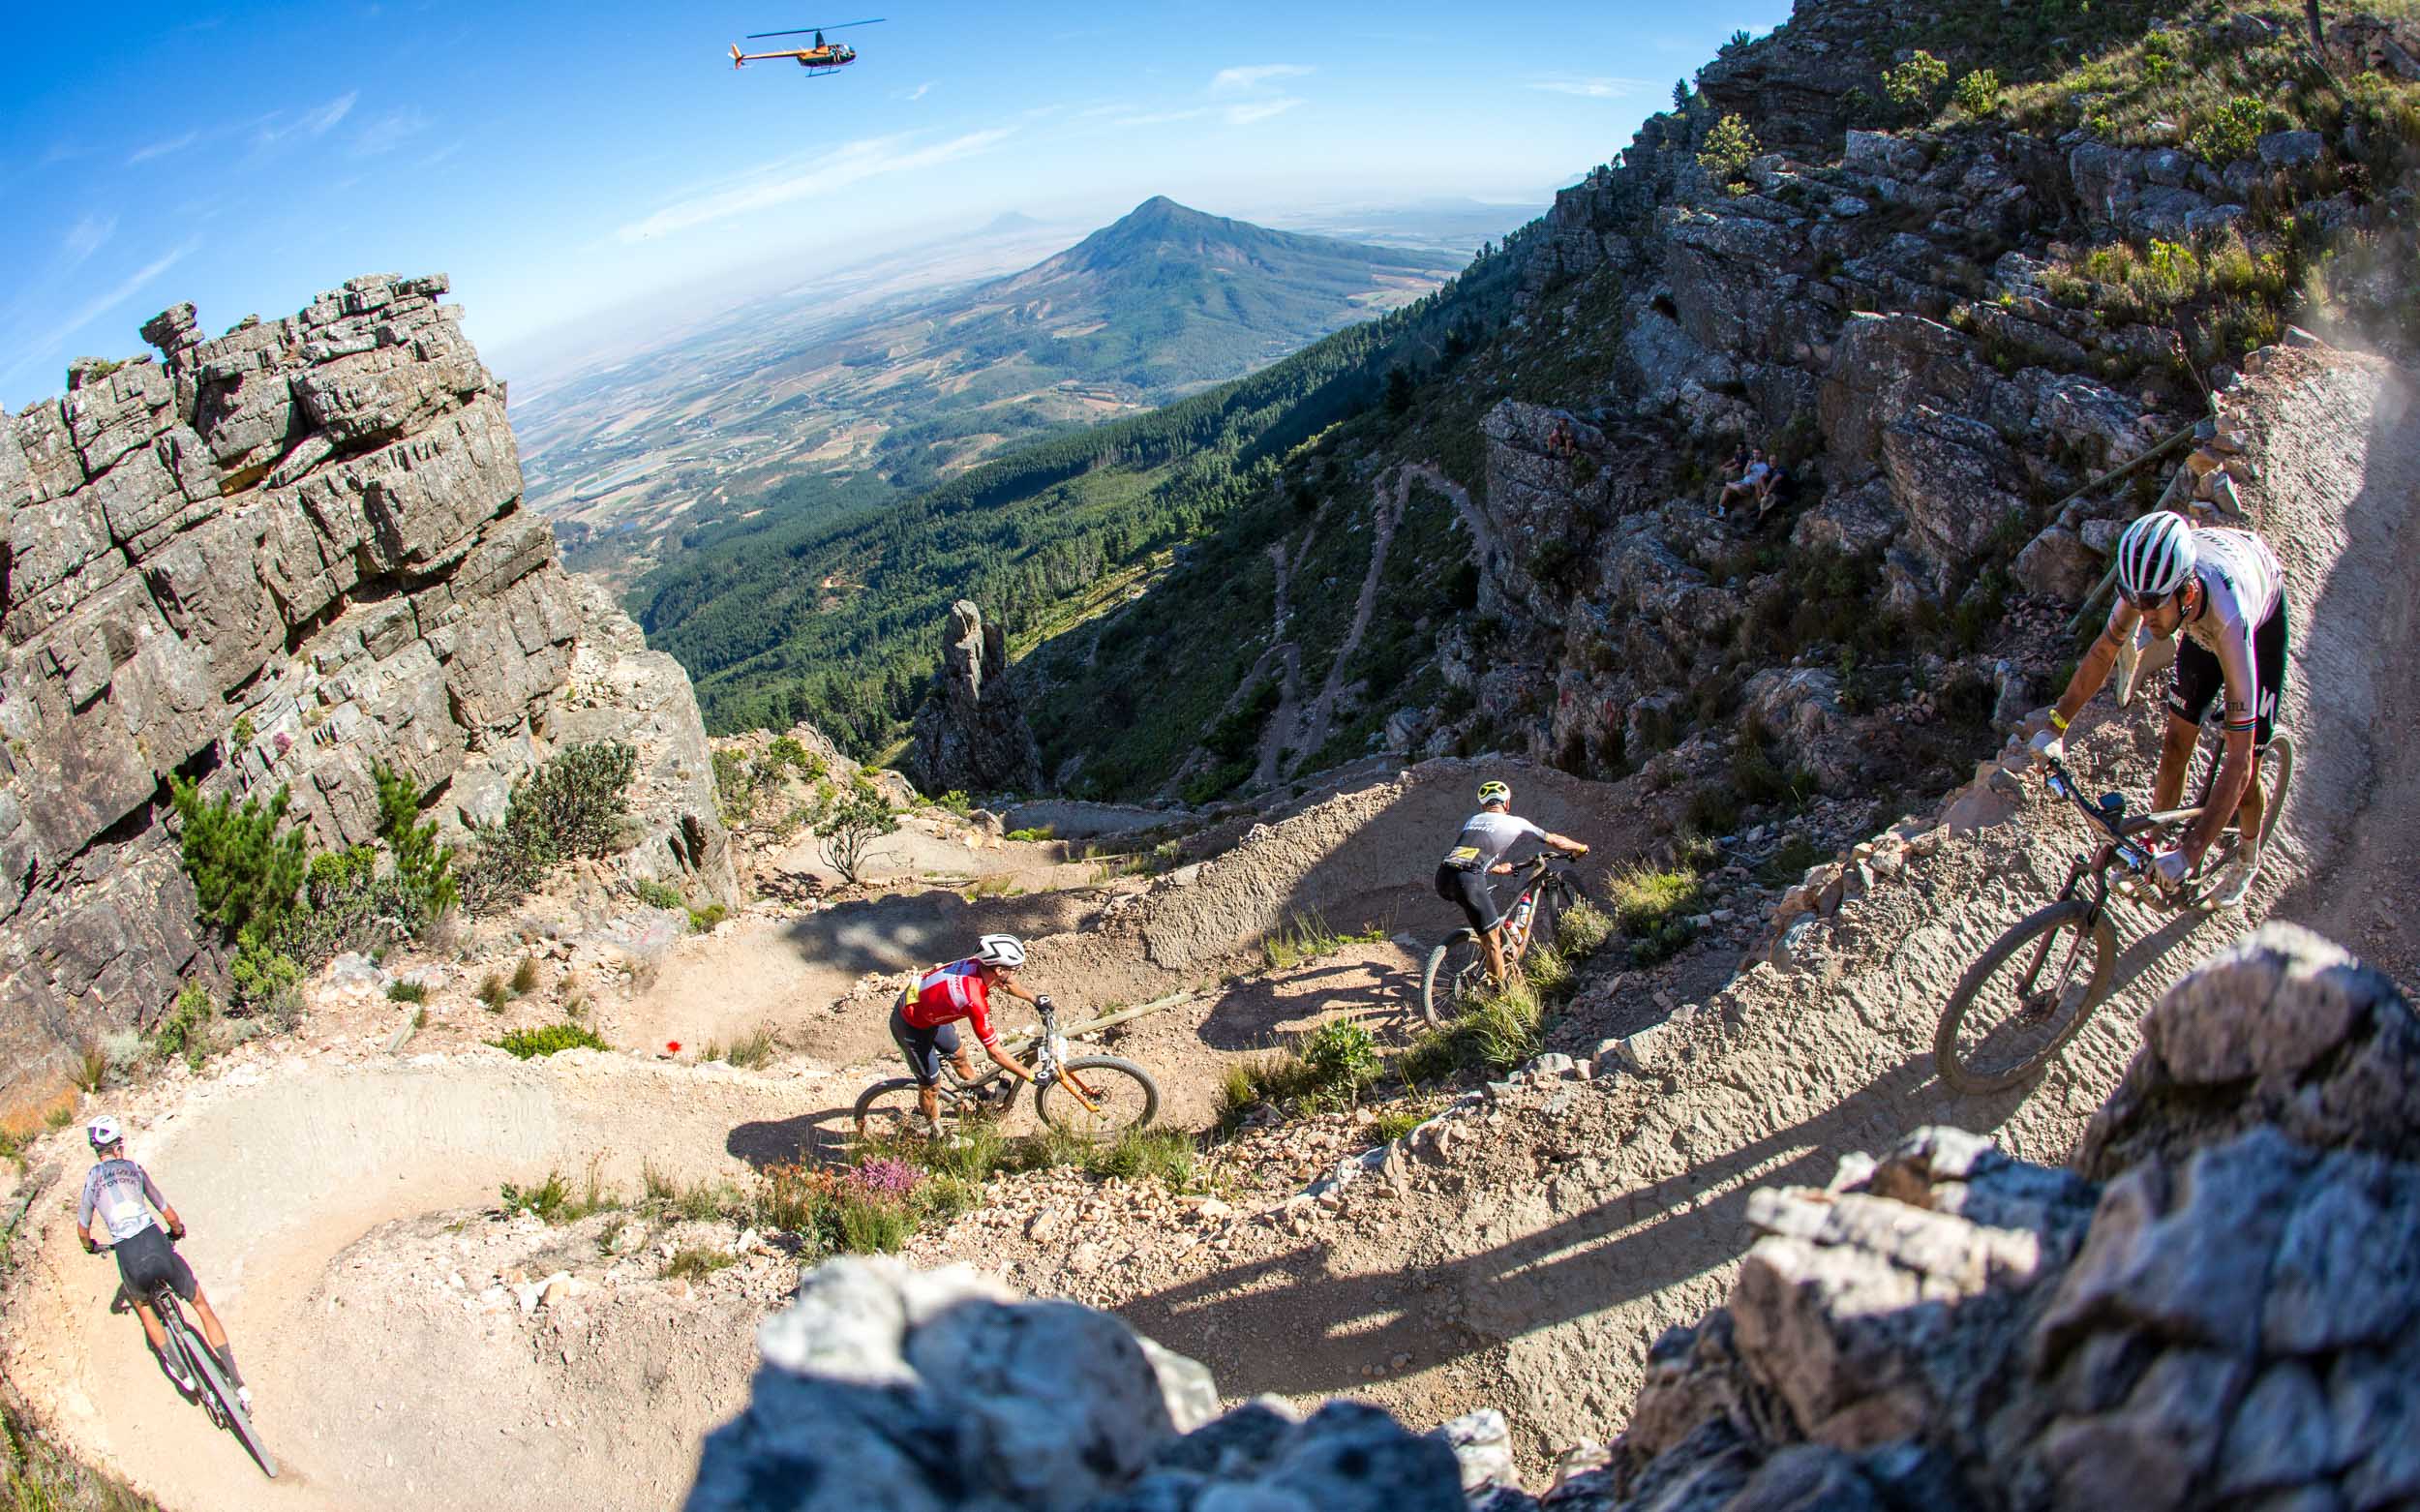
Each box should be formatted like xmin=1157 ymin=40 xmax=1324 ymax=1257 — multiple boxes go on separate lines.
xmin=1477 ymin=780 xmax=1512 ymax=806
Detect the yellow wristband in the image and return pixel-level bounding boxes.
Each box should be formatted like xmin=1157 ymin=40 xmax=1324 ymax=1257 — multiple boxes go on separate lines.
xmin=2048 ymin=711 xmax=2070 ymax=733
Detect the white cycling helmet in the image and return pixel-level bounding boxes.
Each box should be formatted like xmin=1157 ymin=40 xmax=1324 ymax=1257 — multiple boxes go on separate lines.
xmin=974 ymin=934 xmax=1026 ymax=969
xmin=87 ymin=1115 xmax=122 ymax=1150
xmin=2115 ymin=511 xmax=2196 ymax=605
xmin=1477 ymin=780 xmax=1512 ymax=807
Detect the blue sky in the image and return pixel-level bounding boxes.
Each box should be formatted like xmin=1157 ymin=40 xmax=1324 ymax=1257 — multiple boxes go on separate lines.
xmin=0 ymin=0 xmax=1788 ymax=408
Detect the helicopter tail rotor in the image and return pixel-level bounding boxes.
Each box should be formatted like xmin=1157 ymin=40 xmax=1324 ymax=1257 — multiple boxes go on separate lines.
xmin=730 ymin=44 xmax=745 ymax=68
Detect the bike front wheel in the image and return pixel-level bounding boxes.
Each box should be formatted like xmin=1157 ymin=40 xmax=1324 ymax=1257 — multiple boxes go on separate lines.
xmin=1420 ymin=931 xmax=1489 ymax=1028
xmin=1036 ymin=1057 xmax=1160 ymax=1138
xmin=1935 ymin=899 xmax=2117 ymax=1095
xmin=166 ymin=1303 xmax=277 ymax=1477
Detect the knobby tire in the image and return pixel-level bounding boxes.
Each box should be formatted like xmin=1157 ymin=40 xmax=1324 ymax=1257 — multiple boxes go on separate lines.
xmin=1036 ymin=1057 xmax=1160 ymax=1137
xmin=1935 ymin=899 xmax=2117 ymax=1095
xmin=165 ymin=1298 xmax=277 ymax=1477
xmin=1420 ymin=930 xmax=1487 ymax=1028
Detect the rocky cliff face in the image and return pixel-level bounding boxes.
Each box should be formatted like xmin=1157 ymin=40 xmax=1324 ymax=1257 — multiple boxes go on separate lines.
xmin=908 ymin=599 xmax=1043 ymax=796
xmin=0 ymin=274 xmax=733 ymax=1114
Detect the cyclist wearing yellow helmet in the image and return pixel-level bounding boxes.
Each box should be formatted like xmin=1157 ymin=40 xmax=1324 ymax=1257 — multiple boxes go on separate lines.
xmin=1436 ymin=779 xmax=1588 ymax=986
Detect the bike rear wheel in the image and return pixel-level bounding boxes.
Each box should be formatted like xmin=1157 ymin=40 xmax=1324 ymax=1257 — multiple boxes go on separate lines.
xmin=1935 ymin=899 xmax=2117 ymax=1095
xmin=1036 ymin=1057 xmax=1160 ymax=1138
xmin=854 ymin=1078 xmax=940 ymax=1141
xmin=2254 ymin=732 xmax=2294 ymax=852
xmin=1420 ymin=930 xmax=1489 ymax=1028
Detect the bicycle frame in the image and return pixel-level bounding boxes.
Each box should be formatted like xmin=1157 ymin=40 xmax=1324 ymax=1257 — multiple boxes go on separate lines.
xmin=928 ymin=1004 xmax=1106 ymax=1119
xmin=1492 ymin=858 xmax=1576 ymax=962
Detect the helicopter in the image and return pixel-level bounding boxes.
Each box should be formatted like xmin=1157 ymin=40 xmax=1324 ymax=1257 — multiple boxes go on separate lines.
xmin=728 ymin=17 xmax=884 ymax=75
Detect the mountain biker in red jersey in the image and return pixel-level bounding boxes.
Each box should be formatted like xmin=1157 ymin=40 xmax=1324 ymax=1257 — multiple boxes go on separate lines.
xmin=76 ymin=1115 xmax=252 ymax=1410
xmin=2030 ymin=511 xmax=2286 ymax=909
xmin=891 ymin=934 xmax=1047 ymax=1133
xmin=1435 ymin=779 xmax=1589 ymax=987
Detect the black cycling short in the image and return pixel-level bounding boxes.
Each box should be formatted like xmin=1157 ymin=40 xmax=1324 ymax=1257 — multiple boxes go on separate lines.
xmin=2170 ymin=596 xmax=2287 ymax=747
xmin=113 ymin=1225 xmax=197 ymax=1304
xmin=890 ymin=999 xmax=961 ymax=1086
xmin=1435 ymin=862 xmax=1501 ymax=934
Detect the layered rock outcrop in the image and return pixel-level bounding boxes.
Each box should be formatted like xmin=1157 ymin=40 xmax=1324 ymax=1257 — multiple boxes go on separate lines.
xmin=908 ymin=599 xmax=1043 ymax=797
xmin=0 ymin=274 xmax=733 ymax=1113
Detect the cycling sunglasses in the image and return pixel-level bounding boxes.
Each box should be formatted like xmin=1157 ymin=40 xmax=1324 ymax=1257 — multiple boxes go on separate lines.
xmin=2122 ymin=588 xmax=2175 ymax=613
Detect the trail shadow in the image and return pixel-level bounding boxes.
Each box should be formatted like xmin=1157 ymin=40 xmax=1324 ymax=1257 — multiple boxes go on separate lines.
xmin=1189 ymin=962 xmax=1418 ymax=1051
xmin=776 ymin=890 xmax=1103 ymax=982
xmin=1113 ymin=1048 xmax=2045 ymax=1397
xmin=727 ymin=1102 xmax=866 ymax=1169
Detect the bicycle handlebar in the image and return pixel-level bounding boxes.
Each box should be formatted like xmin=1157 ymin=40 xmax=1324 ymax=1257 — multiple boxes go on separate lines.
xmin=2041 ymin=757 xmax=2166 ymax=884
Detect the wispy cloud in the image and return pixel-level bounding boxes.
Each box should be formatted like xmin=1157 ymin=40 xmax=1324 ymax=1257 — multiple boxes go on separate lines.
xmin=126 ymin=131 xmax=199 ymax=166
xmin=1225 ymin=99 xmax=1303 ymax=126
xmin=1211 ymin=64 xmax=1312 ymax=95
xmin=615 ymin=129 xmax=1015 ymax=242
xmin=1527 ymin=76 xmax=1650 ymax=99
xmin=351 ymin=107 xmax=430 ymax=157
xmin=901 ymin=80 xmax=934 ymax=102
xmin=0 ymin=240 xmax=200 ymax=393
xmin=62 ymin=215 xmax=117 ymax=264
xmin=254 ymin=90 xmax=359 ymax=148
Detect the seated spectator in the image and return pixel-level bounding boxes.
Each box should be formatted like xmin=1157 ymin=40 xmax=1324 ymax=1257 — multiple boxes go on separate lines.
xmin=1755 ymin=459 xmax=1794 ymax=519
xmin=1717 ymin=448 xmax=1771 ymax=516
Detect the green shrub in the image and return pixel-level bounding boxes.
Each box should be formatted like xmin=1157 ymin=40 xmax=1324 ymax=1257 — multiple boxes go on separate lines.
xmin=154 ymin=983 xmax=215 ymax=1067
xmin=461 ymin=742 xmax=638 ymax=914
xmin=489 ymin=1022 xmax=609 ymax=1059
xmin=2190 ymin=97 xmax=2268 ymax=164
xmin=1954 ymin=68 xmax=2001 ymax=115
xmin=1004 ymin=826 xmax=1054 ymax=842
xmin=1696 ymin=113 xmax=1761 ymax=183
xmin=662 ymin=1247 xmax=738 ymax=1281
xmin=1556 ymin=900 xmax=1616 ymax=958
xmin=632 ymin=878 xmax=684 ymax=910
xmin=705 ymin=1024 xmax=776 ymax=1069
xmin=644 ymin=1164 xmax=741 ymax=1221
xmin=818 ymin=778 xmax=899 ymax=885
xmin=687 ymin=904 xmax=728 ymax=933
xmin=1299 ymin=1020 xmax=1381 ymax=1102
xmin=386 ymin=980 xmax=429 ymax=1005
xmin=230 ymin=714 xmax=257 ymax=748
xmin=1372 ymin=1103 xmax=1435 ymax=1143
xmin=936 ymin=790 xmax=973 ymax=816
xmin=227 ymin=938 xmax=302 ymax=1014
xmin=499 ymin=1171 xmax=570 ymax=1222
xmin=167 ymin=778 xmax=308 ymax=943
xmin=1084 ymin=1127 xmax=1196 ymax=1186
xmin=374 ymin=762 xmax=458 ymax=924
xmin=1883 ymin=49 xmax=1950 ymax=112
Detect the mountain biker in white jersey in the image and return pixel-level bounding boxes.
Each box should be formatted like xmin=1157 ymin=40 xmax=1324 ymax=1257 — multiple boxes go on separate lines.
xmin=1435 ymin=779 xmax=1589 ymax=987
xmin=75 ymin=1116 xmax=252 ymax=1410
xmin=2029 ymin=512 xmax=2286 ymax=909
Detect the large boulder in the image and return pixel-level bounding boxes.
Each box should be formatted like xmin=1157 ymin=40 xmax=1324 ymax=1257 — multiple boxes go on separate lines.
xmin=687 ymin=1256 xmax=1464 ymax=1512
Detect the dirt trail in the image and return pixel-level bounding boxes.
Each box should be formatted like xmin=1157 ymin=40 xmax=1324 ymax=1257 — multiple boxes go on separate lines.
xmin=0 ymin=754 xmax=1637 ymax=1512
xmin=1288 ymin=469 xmax=1408 ymax=776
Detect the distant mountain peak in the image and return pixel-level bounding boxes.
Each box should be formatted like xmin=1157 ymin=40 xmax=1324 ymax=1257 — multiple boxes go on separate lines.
xmin=981 ymin=210 xmax=1046 ymax=234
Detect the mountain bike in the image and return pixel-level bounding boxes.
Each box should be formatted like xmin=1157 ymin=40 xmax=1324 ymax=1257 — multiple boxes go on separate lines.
xmin=131 ymin=1273 xmax=277 ymax=1477
xmin=853 ymin=999 xmax=1161 ymax=1140
xmin=1420 ymin=856 xmax=1584 ymax=1027
xmin=1933 ymin=733 xmax=2295 ymax=1094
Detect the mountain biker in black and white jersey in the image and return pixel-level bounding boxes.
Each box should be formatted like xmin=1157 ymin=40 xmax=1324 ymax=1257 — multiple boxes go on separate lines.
xmin=1435 ymin=779 xmax=1589 ymax=987
xmin=2030 ymin=513 xmax=2286 ymax=909
xmin=74 ymin=1115 xmax=251 ymax=1410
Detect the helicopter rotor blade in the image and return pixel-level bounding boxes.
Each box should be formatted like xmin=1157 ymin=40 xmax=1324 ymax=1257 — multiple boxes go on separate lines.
xmin=743 ymin=17 xmax=884 ymax=37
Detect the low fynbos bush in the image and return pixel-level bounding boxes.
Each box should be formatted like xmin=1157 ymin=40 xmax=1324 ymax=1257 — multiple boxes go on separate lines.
xmin=1954 ymin=67 xmax=2001 ymax=115
xmin=490 ymin=1022 xmax=610 ymax=1059
xmin=632 ymin=878 xmax=683 ymax=911
xmin=1696 ymin=113 xmax=1761 ymax=183
xmin=1883 ymin=49 xmax=1949 ymax=112
xmin=461 ymin=742 xmax=638 ymax=915
xmin=2190 ymin=96 xmax=2269 ymax=164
